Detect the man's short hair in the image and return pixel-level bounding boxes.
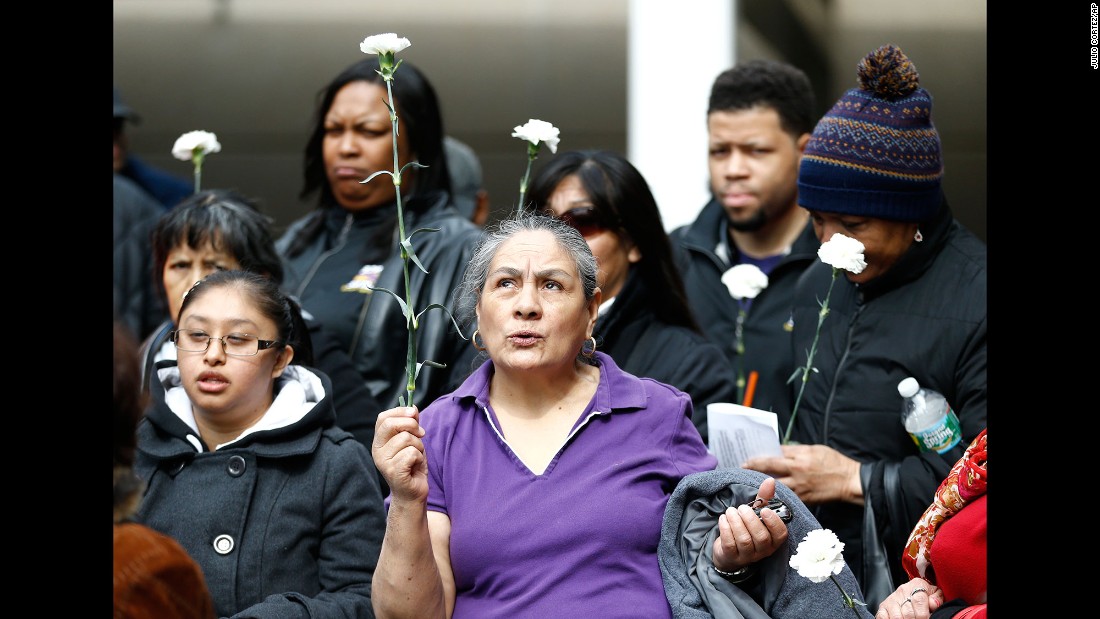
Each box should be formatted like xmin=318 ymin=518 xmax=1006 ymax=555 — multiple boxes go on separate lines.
xmin=708 ymin=60 xmax=816 ymax=137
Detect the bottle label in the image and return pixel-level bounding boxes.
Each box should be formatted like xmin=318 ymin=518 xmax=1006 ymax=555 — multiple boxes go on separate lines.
xmin=908 ymin=408 xmax=963 ymax=454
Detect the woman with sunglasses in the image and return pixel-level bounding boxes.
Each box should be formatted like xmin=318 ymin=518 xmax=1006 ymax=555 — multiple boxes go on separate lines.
xmin=133 ymin=269 xmax=386 ymax=618
xmin=527 ymin=149 xmax=738 ymax=437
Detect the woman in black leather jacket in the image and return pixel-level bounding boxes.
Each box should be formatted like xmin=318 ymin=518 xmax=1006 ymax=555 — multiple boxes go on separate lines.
xmin=276 ymin=57 xmax=482 ymax=409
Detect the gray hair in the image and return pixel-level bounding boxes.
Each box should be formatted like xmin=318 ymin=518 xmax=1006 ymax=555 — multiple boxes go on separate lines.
xmin=454 ymin=212 xmax=598 ymax=329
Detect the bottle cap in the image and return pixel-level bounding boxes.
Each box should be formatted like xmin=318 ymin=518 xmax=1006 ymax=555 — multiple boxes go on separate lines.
xmin=898 ymin=377 xmax=919 ymax=398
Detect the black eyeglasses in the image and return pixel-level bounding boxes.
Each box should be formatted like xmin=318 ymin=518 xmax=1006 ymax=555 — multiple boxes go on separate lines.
xmin=171 ymin=329 xmax=284 ymax=357
xmin=554 ymin=206 xmax=612 ymax=237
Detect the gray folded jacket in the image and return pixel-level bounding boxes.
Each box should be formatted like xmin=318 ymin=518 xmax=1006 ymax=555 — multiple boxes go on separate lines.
xmin=659 ymin=468 xmax=874 ymax=619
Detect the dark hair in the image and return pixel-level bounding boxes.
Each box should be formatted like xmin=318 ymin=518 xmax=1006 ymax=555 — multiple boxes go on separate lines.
xmin=114 ymin=321 xmax=145 ymax=470
xmin=527 ymin=150 xmax=701 ymax=333
xmin=151 ymin=189 xmax=284 ymax=304
xmin=114 ymin=320 xmax=146 ymax=521
xmin=708 ymin=59 xmax=817 ymax=138
xmin=285 ymin=58 xmax=451 ymax=257
xmin=178 ymin=270 xmax=314 ymax=366
xmin=454 ymin=213 xmax=597 ymax=342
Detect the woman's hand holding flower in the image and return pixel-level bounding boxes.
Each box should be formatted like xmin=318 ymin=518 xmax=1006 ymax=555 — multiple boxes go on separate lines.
xmin=711 ymin=477 xmax=789 ymax=573
xmin=372 ymin=406 xmax=428 ymax=504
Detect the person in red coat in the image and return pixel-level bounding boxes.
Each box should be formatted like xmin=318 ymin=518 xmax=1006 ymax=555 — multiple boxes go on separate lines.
xmin=874 ymin=428 xmax=986 ymax=619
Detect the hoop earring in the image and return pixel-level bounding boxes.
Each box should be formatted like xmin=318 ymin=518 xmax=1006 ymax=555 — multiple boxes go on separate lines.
xmin=472 ymin=329 xmax=486 ymax=352
xmin=914 ymin=228 xmax=924 ymax=243
xmin=581 ymin=336 xmax=597 ymax=358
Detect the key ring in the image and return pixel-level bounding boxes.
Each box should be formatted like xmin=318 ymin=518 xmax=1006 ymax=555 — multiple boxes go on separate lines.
xmin=742 ymin=496 xmax=793 ymax=523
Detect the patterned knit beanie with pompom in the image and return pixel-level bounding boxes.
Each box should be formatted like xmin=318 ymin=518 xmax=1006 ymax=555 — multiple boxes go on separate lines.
xmin=798 ymin=44 xmax=942 ymax=222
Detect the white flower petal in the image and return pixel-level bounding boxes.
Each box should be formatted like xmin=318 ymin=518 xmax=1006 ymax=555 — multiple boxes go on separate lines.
xmin=789 ymin=528 xmax=846 ymax=583
xmin=359 ymin=33 xmax=411 ymax=55
xmin=817 ymin=233 xmax=867 ymax=274
xmin=172 ymin=130 xmax=221 ymax=161
xmin=721 ymin=264 xmax=769 ymax=300
xmin=511 ymin=118 xmax=561 ymax=153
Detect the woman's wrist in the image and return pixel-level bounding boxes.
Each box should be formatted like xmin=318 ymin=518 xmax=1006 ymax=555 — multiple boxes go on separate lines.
xmin=713 ymin=563 xmax=757 ymax=583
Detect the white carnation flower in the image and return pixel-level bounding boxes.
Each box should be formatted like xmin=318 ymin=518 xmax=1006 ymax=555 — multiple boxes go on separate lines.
xmin=817 ymin=233 xmax=867 ymax=274
xmin=172 ymin=130 xmax=221 ymax=161
xmin=789 ymin=528 xmax=846 ymax=584
xmin=721 ymin=264 xmax=769 ymax=301
xmin=359 ymin=33 xmax=411 ymax=56
xmin=511 ymin=119 xmax=561 ymax=154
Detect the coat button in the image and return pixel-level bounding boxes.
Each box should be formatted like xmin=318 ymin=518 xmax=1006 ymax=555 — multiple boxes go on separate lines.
xmin=213 ymin=534 xmax=235 ymax=555
xmin=227 ymin=455 xmax=246 ymax=477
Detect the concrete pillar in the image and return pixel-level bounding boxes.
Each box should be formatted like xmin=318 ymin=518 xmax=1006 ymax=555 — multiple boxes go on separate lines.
xmin=627 ymin=0 xmax=735 ymax=232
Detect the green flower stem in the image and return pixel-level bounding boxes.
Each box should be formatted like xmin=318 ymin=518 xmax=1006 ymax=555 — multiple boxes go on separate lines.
xmin=734 ymin=308 xmax=747 ymax=403
xmin=516 ymin=142 xmax=539 ymax=214
xmin=830 ymin=574 xmax=866 ymax=618
xmin=192 ymin=151 xmax=205 ymax=194
xmin=783 ymin=267 xmax=839 ymax=444
xmin=383 ymin=74 xmax=417 ymax=406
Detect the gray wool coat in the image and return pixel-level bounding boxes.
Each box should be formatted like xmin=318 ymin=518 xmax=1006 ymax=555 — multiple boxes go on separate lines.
xmin=659 ymin=468 xmax=874 ymax=619
xmin=134 ymin=365 xmax=386 ymax=618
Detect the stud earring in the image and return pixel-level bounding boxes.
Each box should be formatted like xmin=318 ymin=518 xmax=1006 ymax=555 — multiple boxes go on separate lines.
xmin=914 ymin=229 xmax=924 ymax=243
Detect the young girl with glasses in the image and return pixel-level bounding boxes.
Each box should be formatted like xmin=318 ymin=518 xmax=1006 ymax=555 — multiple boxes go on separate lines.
xmin=133 ymin=269 xmax=385 ymax=618
xmin=142 ymin=188 xmax=384 ymax=458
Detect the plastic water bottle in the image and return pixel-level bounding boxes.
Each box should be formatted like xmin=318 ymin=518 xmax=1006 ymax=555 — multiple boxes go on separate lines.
xmin=897 ymin=377 xmax=962 ymax=454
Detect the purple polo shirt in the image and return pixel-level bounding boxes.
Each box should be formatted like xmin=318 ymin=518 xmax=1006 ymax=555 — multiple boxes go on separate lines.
xmin=421 ymin=351 xmax=718 ymax=618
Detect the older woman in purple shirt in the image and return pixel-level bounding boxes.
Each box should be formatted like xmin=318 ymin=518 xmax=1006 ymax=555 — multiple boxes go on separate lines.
xmin=370 ymin=213 xmax=789 ymax=618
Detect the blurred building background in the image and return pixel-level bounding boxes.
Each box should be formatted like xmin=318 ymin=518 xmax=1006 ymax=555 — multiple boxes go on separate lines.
xmin=114 ymin=0 xmax=986 ymax=241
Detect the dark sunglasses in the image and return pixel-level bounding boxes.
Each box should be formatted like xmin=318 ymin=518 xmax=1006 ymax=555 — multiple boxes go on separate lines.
xmin=554 ymin=206 xmax=611 ymax=237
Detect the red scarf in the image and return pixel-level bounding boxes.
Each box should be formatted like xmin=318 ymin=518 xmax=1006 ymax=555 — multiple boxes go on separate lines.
xmin=901 ymin=428 xmax=987 ymax=582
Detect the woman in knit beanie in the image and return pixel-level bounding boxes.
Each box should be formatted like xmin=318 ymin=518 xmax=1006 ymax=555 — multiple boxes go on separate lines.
xmin=741 ymin=45 xmax=987 ymax=615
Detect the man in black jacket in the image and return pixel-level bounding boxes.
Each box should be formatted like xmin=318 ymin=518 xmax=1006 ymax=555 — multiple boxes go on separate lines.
xmin=670 ymin=60 xmax=820 ymax=424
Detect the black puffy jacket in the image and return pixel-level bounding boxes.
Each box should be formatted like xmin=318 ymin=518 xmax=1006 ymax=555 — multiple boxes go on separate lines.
xmin=670 ymin=200 xmax=820 ymax=420
xmin=786 ymin=197 xmax=987 ymax=602
xmin=594 ymin=269 xmax=738 ymax=443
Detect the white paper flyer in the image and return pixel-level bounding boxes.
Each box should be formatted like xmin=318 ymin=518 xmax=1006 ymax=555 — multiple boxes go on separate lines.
xmin=706 ymin=402 xmax=783 ymax=469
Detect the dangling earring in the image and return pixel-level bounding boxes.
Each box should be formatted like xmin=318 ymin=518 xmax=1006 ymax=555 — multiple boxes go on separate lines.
xmin=472 ymin=329 xmax=486 ymax=352
xmin=581 ymin=336 xmax=597 ymax=358
xmin=914 ymin=228 xmax=924 ymax=243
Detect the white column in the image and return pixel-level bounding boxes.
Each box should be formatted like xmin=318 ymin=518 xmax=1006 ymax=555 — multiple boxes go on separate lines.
xmin=627 ymin=0 xmax=735 ymax=232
